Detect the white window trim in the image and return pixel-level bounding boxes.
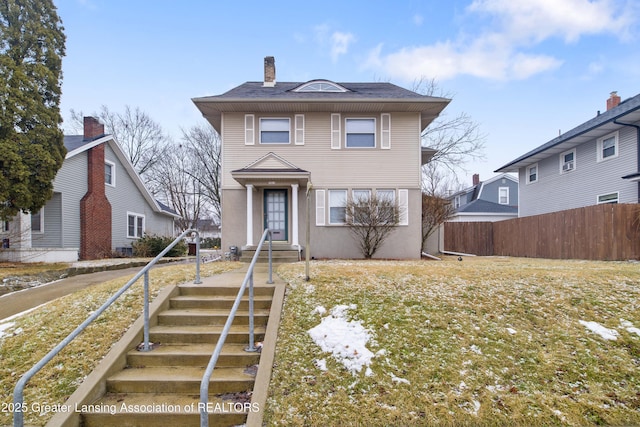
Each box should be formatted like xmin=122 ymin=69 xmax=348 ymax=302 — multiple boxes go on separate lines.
xmin=526 ymin=163 xmax=539 ymax=184
xmin=244 ymin=114 xmax=255 ymax=145
xmin=559 ymin=148 xmax=576 ymax=174
xmin=331 ymin=113 xmax=341 ymax=149
xmin=259 ymin=117 xmax=291 ymax=144
xmin=597 ymin=131 xmax=619 ymax=162
xmin=345 ymin=117 xmax=376 ymax=149
xmin=294 ymin=114 xmax=304 ymax=145
xmin=328 ymin=189 xmax=347 ymax=225
xmin=498 ymin=187 xmax=509 ymax=205
xmin=381 ymin=113 xmax=391 ymax=149
xmin=127 ymin=212 xmax=145 ymax=238
xmin=596 ymin=191 xmax=619 ymax=204
xmin=105 ymin=159 xmax=116 ymax=187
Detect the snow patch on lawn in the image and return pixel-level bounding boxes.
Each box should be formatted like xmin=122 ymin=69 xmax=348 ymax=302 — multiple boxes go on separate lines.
xmin=0 ymin=322 xmax=15 ymax=339
xmin=308 ymin=304 xmax=375 ymax=375
xmin=579 ymin=320 xmax=619 ymax=341
xmin=620 ymin=319 xmax=640 ymax=336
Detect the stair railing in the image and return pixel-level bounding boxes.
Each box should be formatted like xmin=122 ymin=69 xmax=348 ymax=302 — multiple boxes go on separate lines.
xmin=200 ymin=228 xmax=273 ymax=427
xmin=13 ymin=229 xmax=202 ymax=427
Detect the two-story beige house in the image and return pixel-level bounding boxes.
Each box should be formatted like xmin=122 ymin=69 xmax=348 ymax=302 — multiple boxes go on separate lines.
xmin=192 ymin=57 xmax=450 ymax=259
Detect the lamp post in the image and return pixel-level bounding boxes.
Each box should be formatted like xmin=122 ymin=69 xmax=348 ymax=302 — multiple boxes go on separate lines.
xmin=305 ymin=181 xmax=313 ymax=281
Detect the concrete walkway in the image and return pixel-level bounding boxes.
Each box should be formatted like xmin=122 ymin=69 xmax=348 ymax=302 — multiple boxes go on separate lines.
xmin=0 ymin=263 xmax=175 ymax=321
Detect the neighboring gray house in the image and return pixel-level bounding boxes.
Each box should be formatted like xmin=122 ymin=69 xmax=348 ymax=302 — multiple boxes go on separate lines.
xmin=1 ymin=117 xmax=179 ymax=262
xmin=447 ymin=173 xmax=518 ymax=222
xmin=192 ymin=57 xmax=450 ymax=259
xmin=496 ymin=92 xmax=640 ymax=217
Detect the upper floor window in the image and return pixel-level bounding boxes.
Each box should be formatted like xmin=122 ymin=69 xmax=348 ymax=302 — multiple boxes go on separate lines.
xmin=526 ymin=164 xmax=538 ymax=184
xmin=3 ymin=221 xmax=10 ymax=232
xmin=105 ymin=160 xmax=116 ymax=186
xmin=346 ymin=118 xmax=375 ymax=148
xmin=294 ymin=81 xmax=348 ymax=93
xmin=597 ymin=192 xmax=619 ymax=204
xmin=260 ymin=118 xmax=290 ymax=144
xmin=597 ymin=131 xmax=618 ymax=162
xmin=454 ymin=195 xmax=461 ymax=209
xmin=560 ymin=149 xmax=576 ymax=173
xmin=498 ymin=187 xmax=509 ymax=205
xmin=127 ymin=212 xmax=145 ymax=238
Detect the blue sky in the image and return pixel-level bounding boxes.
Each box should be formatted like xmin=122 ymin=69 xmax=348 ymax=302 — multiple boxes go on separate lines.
xmin=55 ymin=0 xmax=640 ymax=188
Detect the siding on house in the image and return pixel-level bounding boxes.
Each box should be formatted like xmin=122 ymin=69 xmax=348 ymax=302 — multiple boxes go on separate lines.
xmin=222 ymin=112 xmax=423 ymax=190
xmin=51 ymin=152 xmax=88 ymax=249
xmin=518 ymin=126 xmax=637 ymax=217
xmin=479 ymin=176 xmax=518 ymax=206
xmin=32 ymin=192 xmax=63 ymax=248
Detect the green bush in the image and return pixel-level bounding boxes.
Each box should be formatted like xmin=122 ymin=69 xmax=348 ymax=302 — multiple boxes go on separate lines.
xmin=132 ymin=235 xmax=187 ymax=257
xmin=200 ymin=237 xmax=221 ymax=249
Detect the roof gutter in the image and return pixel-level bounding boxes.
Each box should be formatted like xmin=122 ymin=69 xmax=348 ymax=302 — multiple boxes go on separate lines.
xmin=615 ymin=119 xmax=640 ymax=202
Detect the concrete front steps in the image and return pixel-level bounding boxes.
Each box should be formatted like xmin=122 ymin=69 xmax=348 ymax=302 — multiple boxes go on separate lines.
xmin=78 ymin=276 xmax=276 ymax=427
xmin=239 ymin=244 xmax=301 ymax=263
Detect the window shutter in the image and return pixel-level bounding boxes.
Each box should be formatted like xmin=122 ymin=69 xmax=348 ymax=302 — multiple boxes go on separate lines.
xmin=295 ymin=114 xmax=305 ymax=145
xmin=398 ymin=189 xmax=408 ymax=225
xmin=331 ymin=113 xmax=341 ymax=149
xmin=245 ymin=114 xmax=255 ymax=145
xmin=316 ymin=189 xmax=326 ymax=226
xmin=381 ymin=113 xmax=391 ymax=149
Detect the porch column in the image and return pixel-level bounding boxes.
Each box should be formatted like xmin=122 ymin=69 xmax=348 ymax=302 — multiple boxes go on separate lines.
xmin=246 ymin=184 xmax=254 ymax=246
xmin=291 ymin=184 xmax=299 ymax=247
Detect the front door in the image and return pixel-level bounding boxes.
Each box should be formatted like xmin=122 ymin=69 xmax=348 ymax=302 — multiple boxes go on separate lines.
xmin=264 ymin=189 xmax=288 ymax=241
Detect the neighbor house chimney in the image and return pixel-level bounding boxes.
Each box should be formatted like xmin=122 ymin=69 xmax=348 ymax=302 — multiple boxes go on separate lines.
xmin=83 ymin=116 xmax=104 ymax=140
xmin=263 ymin=56 xmax=276 ymax=87
xmin=607 ymin=91 xmax=621 ymax=111
xmin=472 ymin=174 xmax=480 ymax=186
xmin=80 ymin=116 xmax=112 ymax=260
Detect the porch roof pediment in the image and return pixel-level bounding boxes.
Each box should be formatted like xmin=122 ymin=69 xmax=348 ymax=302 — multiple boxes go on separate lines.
xmin=231 ymin=152 xmax=310 ymax=186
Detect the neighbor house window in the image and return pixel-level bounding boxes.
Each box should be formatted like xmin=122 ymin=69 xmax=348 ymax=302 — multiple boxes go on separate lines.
xmin=260 ymin=118 xmax=290 ymax=144
xmin=597 ymin=192 xmax=619 ymax=204
xmin=3 ymin=221 xmax=9 ymax=232
xmin=454 ymin=195 xmax=461 ymax=209
xmin=328 ymin=190 xmax=347 ymax=224
xmin=105 ymin=160 xmax=115 ymax=186
xmin=346 ymin=118 xmax=375 ymax=148
xmin=526 ymin=164 xmax=538 ymax=184
xmin=597 ymin=132 xmax=618 ymax=161
xmin=498 ymin=187 xmax=509 ymax=205
xmin=560 ymin=149 xmax=576 ymax=173
xmin=31 ymin=209 xmax=43 ymax=233
xmin=127 ymin=213 xmax=145 ymax=238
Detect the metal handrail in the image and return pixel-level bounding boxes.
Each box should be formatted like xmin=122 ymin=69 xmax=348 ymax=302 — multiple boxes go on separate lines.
xmin=200 ymin=229 xmax=273 ymax=426
xmin=13 ymin=229 xmax=202 ymax=427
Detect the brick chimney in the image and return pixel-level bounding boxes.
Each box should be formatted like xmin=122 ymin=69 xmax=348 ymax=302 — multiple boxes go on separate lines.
xmin=263 ymin=56 xmax=276 ymax=87
xmin=83 ymin=116 xmax=104 ymax=139
xmin=472 ymin=174 xmax=480 ymax=186
xmin=80 ymin=117 xmax=112 ymax=259
xmin=607 ymin=91 xmax=621 ymax=111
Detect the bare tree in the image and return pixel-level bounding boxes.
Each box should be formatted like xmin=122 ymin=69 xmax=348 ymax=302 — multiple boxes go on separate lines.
xmin=421 ymin=192 xmax=454 ymax=252
xmin=414 ymin=78 xmax=487 ymax=181
xmin=70 ymin=105 xmax=169 ymax=177
xmin=179 ymin=123 xmax=222 ymax=222
xmin=345 ymin=193 xmax=401 ymax=259
xmin=151 ymin=143 xmax=204 ymax=232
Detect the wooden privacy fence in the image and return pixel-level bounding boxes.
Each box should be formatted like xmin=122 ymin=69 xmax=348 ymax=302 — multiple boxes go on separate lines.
xmin=444 ymin=204 xmax=640 ymax=260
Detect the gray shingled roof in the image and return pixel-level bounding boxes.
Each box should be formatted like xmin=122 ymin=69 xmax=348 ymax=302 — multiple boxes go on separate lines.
xmin=457 ymin=199 xmax=518 ymax=214
xmin=63 ymin=134 xmax=108 ymax=152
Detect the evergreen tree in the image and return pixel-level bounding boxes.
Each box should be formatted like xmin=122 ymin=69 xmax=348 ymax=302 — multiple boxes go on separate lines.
xmin=0 ymin=0 xmax=66 ymax=220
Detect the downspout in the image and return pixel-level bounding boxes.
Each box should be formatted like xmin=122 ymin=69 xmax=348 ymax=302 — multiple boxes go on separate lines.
xmin=614 ymin=120 xmax=640 ymax=202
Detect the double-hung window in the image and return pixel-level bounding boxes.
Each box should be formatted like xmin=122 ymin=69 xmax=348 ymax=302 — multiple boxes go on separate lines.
xmin=377 ymin=189 xmax=396 ymax=223
xmin=328 ymin=190 xmax=347 ymax=224
xmin=31 ymin=209 xmax=43 ymax=233
xmin=597 ymin=132 xmax=618 ymax=161
xmin=560 ymin=149 xmax=576 ymax=173
xmin=127 ymin=213 xmax=145 ymax=238
xmin=352 ymin=190 xmax=371 ymax=224
xmin=105 ymin=160 xmax=115 ymax=186
xmin=260 ymin=118 xmax=290 ymax=144
xmin=346 ymin=118 xmax=375 ymax=148
xmin=526 ymin=164 xmax=538 ymax=184
xmin=498 ymin=187 xmax=509 ymax=205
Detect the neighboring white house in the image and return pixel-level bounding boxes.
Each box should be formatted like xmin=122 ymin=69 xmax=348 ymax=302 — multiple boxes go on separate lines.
xmin=1 ymin=117 xmax=179 ymax=262
xmin=446 ymin=173 xmax=519 ymax=222
xmin=192 ymin=57 xmax=450 ymax=259
xmin=495 ymin=92 xmax=640 ymax=217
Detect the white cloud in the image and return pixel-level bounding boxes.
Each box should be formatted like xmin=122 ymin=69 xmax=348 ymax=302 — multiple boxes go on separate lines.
xmin=365 ymin=0 xmax=635 ymax=82
xmin=330 ymin=31 xmax=355 ymax=62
